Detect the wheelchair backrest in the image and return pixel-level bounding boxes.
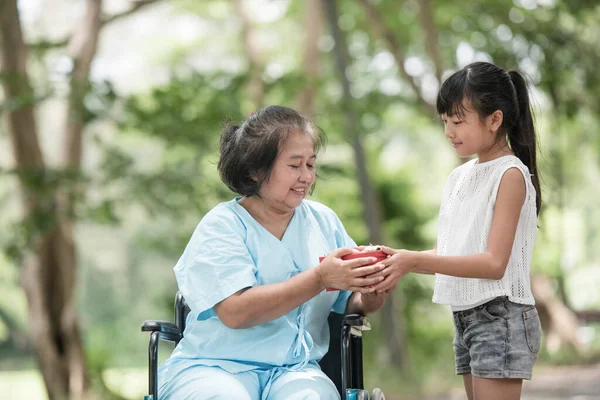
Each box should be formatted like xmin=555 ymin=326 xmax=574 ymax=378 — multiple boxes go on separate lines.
xmin=175 ymin=291 xmax=191 ymax=333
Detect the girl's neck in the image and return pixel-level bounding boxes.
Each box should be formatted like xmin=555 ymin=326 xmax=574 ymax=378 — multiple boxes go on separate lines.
xmin=477 ymin=140 xmax=513 ymax=163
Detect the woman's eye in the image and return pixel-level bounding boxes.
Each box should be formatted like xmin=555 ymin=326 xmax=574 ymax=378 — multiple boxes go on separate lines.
xmin=307 ymin=164 xmax=315 ymax=169
xmin=290 ymin=165 xmax=300 ymax=169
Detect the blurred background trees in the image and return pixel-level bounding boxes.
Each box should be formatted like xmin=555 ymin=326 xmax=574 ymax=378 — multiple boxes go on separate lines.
xmin=1 ymin=0 xmax=599 ymax=399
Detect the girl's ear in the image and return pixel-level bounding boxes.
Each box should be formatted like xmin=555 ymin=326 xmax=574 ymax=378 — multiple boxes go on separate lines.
xmin=488 ymin=110 xmax=504 ymax=132
xmin=249 ymin=171 xmax=258 ymax=181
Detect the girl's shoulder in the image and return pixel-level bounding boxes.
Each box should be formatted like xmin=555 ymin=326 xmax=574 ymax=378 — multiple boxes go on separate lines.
xmin=487 ymin=155 xmax=531 ymax=181
xmin=447 ymin=158 xmax=477 ymax=181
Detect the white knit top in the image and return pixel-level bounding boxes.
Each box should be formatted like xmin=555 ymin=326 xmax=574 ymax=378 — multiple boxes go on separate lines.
xmin=432 ymin=155 xmax=537 ymax=310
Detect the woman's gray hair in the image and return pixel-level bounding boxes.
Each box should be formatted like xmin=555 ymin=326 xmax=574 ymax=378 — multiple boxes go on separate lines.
xmin=218 ymin=105 xmax=326 ymax=196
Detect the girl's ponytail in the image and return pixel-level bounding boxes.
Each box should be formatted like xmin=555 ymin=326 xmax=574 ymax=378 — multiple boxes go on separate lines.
xmin=507 ymin=70 xmax=542 ymax=215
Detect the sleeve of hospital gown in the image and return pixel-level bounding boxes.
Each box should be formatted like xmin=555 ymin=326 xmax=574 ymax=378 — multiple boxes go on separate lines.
xmin=329 ymin=212 xmax=357 ymax=314
xmin=174 ymin=213 xmax=257 ymax=321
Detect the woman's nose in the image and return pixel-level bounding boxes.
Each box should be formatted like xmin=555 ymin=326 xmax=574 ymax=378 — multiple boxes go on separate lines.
xmin=299 ymin=166 xmax=313 ymax=182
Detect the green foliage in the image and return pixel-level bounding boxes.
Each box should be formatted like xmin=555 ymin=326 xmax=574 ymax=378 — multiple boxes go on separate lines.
xmin=3 ymin=2 xmax=600 ymax=397
xmin=121 ymin=72 xmax=245 ymax=149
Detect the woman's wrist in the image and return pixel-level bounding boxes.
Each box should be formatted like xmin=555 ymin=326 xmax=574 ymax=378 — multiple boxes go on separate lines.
xmin=313 ymin=266 xmax=326 ymax=291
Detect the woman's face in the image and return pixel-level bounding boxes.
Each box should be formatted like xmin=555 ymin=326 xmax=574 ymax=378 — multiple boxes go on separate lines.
xmin=258 ymin=129 xmax=316 ymax=213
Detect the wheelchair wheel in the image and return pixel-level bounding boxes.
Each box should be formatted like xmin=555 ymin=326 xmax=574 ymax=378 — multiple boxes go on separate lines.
xmin=371 ymin=388 xmax=385 ymax=400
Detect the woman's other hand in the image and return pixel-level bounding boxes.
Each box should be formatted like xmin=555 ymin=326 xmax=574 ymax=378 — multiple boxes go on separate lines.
xmin=315 ymin=247 xmax=385 ymax=293
xmin=360 ymin=289 xmax=391 ymax=314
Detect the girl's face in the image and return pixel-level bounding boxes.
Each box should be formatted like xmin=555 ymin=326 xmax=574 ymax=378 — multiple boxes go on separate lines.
xmin=441 ymin=102 xmax=502 ymax=159
xmin=258 ymin=129 xmax=316 ymax=213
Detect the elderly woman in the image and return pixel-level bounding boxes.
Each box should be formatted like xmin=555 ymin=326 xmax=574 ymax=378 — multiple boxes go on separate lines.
xmin=158 ymin=106 xmax=388 ymax=400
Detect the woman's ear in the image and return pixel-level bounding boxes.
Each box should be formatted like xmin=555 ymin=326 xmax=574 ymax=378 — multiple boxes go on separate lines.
xmin=488 ymin=110 xmax=503 ymax=132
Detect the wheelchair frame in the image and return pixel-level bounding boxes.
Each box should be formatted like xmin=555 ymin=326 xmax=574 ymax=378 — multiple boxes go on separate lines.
xmin=141 ymin=291 xmax=375 ymax=400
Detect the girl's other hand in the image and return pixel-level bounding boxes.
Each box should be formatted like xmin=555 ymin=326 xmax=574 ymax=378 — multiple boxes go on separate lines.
xmin=368 ymin=246 xmax=416 ymax=293
xmin=316 ymin=247 xmax=386 ymax=293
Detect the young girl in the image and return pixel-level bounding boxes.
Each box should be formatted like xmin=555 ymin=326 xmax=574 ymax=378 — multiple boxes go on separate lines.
xmin=371 ymin=62 xmax=543 ymax=400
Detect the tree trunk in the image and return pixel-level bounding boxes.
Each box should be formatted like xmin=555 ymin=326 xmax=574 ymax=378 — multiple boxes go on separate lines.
xmin=417 ymin=0 xmax=443 ymax=84
xmin=355 ymin=0 xmax=436 ymax=116
xmin=531 ymin=275 xmax=585 ymax=354
xmin=3 ymin=1 xmax=163 ymax=398
xmin=0 ymin=0 xmax=103 ymax=398
xmin=297 ymin=0 xmax=323 ymax=117
xmin=323 ymin=0 xmax=408 ymax=370
xmin=233 ymin=0 xmax=264 ymax=109
xmin=21 ymin=228 xmax=86 ymax=399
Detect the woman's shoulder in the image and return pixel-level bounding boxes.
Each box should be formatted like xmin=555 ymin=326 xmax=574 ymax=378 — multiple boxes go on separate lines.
xmin=198 ymin=199 xmax=247 ymax=231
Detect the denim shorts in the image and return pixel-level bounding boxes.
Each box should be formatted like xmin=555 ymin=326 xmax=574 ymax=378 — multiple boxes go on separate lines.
xmin=452 ymin=296 xmax=542 ymax=380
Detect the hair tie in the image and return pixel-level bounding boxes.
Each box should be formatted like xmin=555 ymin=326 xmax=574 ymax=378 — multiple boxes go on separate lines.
xmin=248 ymin=112 xmax=255 ymax=117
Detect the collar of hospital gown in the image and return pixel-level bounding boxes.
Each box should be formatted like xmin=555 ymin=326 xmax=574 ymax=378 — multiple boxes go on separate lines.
xmin=159 ymin=199 xmax=354 ymax=381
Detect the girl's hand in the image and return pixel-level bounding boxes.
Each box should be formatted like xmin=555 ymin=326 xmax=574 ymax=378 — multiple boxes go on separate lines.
xmin=367 ymin=246 xmax=416 ymax=293
xmin=316 ymin=247 xmax=386 ymax=293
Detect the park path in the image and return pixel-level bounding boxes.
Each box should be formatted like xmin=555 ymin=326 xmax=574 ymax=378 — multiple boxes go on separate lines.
xmin=386 ymin=363 xmax=600 ymax=400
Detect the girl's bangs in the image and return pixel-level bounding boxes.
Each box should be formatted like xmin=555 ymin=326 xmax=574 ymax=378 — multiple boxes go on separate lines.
xmin=436 ymin=74 xmax=470 ymax=118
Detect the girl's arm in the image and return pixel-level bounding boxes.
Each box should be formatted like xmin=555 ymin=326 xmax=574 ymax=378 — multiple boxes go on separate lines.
xmin=214 ymin=248 xmax=385 ymax=329
xmin=372 ymin=168 xmax=526 ymax=291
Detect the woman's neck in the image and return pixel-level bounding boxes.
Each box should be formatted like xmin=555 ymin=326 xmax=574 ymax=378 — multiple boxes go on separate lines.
xmin=239 ymin=196 xmax=294 ymax=238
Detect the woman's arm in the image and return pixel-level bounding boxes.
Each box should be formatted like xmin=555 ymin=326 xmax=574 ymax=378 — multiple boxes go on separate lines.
xmin=214 ymin=248 xmax=385 ymax=329
xmin=371 ymin=168 xmax=526 ymax=291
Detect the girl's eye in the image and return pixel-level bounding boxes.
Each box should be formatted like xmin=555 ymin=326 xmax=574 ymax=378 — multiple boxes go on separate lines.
xmin=453 ymin=121 xmax=463 ymax=125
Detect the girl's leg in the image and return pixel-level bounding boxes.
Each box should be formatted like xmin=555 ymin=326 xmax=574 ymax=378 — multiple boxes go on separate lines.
xmin=472 ymin=376 xmax=522 ymax=400
xmin=462 ymin=373 xmax=474 ymax=400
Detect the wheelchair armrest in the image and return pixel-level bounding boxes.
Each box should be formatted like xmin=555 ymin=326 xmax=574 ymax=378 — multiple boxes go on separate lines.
xmin=142 ymin=320 xmax=182 ymax=399
xmin=141 ymin=320 xmax=182 ymax=342
xmin=343 ymin=314 xmax=371 ymax=336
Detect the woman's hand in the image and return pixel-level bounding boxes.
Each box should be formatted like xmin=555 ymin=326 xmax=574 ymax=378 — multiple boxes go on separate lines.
xmin=315 ymin=247 xmax=386 ymax=293
xmin=360 ymin=290 xmax=391 ymax=314
xmin=367 ymin=246 xmax=416 ymax=293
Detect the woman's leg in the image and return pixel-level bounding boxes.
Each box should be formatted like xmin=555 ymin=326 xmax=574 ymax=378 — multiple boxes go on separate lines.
xmin=472 ymin=376 xmax=523 ymax=400
xmin=267 ymin=365 xmax=339 ymax=400
xmin=158 ymin=365 xmax=260 ymax=400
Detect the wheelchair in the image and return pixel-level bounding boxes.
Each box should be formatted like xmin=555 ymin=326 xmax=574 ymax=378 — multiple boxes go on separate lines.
xmin=141 ymin=291 xmax=386 ymax=400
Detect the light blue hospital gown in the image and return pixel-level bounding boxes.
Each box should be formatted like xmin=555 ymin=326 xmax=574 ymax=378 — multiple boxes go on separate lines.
xmin=157 ymin=198 xmax=356 ymax=400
